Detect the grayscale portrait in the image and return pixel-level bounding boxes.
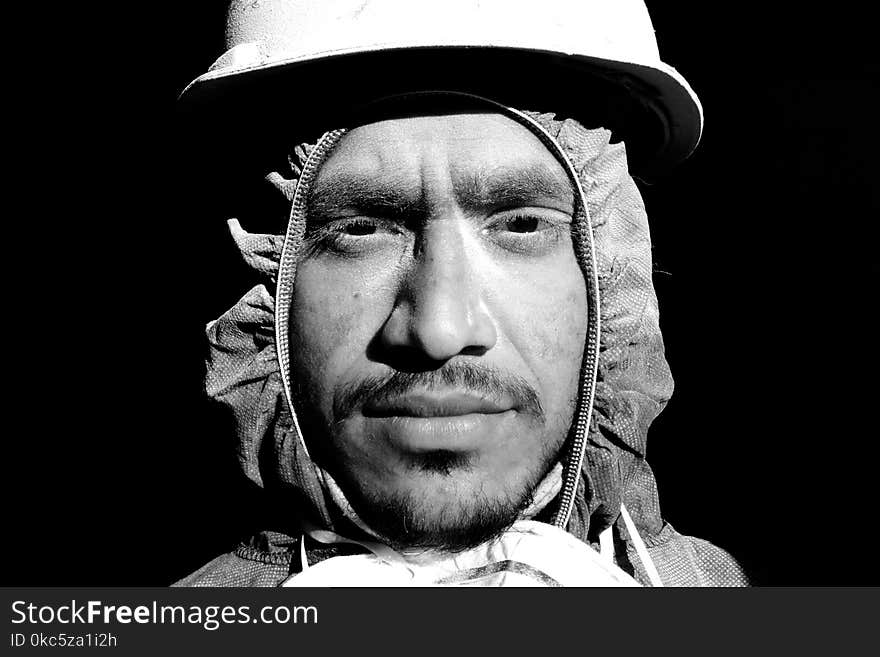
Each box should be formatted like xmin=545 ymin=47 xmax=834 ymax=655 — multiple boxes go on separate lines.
xmin=173 ymin=0 xmax=748 ymax=587
xmin=7 ymin=0 xmax=877 ymax=598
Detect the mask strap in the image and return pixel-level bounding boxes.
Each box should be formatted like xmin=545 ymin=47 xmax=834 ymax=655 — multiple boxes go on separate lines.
xmin=297 ymin=522 xmax=419 ymax=580
xmin=619 ymin=504 xmax=664 ymax=587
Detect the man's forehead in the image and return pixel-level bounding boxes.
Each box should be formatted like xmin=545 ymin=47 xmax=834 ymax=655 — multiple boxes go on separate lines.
xmin=310 ymin=111 xmax=574 ymax=210
xmin=323 ymin=112 xmax=563 ymax=171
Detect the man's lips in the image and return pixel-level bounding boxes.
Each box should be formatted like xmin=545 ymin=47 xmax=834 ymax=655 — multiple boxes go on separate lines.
xmin=358 ymin=390 xmax=520 ymax=453
xmin=362 ymin=391 xmax=513 ymax=418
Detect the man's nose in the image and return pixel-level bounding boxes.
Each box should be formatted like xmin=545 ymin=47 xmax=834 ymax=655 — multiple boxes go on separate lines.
xmin=380 ymin=219 xmax=498 ymax=362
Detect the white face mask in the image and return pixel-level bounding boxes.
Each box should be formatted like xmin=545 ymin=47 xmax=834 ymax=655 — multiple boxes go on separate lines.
xmin=283 ymin=507 xmax=661 ymax=587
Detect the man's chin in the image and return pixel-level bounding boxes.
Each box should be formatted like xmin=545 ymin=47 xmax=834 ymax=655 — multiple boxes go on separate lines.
xmin=344 ymin=469 xmax=537 ymax=554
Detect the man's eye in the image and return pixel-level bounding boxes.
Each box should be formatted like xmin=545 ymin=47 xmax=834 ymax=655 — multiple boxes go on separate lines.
xmin=341 ymin=219 xmax=378 ymax=236
xmin=505 ymin=216 xmax=541 ymax=233
xmin=304 ymin=217 xmax=404 ymax=257
xmin=485 ymin=211 xmax=571 ymax=256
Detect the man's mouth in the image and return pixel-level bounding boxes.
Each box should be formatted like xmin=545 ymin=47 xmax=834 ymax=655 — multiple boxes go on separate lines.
xmin=362 ymin=390 xmax=513 ymax=418
xmin=360 ymin=390 xmax=518 ymax=453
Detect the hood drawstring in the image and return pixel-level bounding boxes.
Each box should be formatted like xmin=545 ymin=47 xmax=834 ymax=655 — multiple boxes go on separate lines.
xmin=598 ymin=506 xmax=664 ymax=587
xmin=620 ymin=505 xmax=664 ymax=587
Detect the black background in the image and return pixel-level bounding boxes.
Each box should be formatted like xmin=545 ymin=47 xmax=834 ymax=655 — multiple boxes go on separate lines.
xmin=5 ymin=2 xmax=878 ymax=586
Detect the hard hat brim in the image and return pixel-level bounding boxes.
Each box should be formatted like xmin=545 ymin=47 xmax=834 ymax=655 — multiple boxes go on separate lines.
xmin=177 ymin=45 xmax=702 ymax=180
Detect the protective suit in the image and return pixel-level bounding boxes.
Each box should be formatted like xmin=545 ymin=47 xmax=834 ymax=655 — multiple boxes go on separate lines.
xmin=176 ymin=105 xmax=748 ymax=587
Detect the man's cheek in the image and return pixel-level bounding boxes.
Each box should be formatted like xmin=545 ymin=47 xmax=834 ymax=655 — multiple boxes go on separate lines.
xmin=524 ymin=287 xmax=587 ymax=425
xmin=290 ymin=265 xmax=394 ymax=407
xmin=290 ymin=272 xmax=361 ymax=384
xmin=333 ymin=419 xmax=398 ymax=480
xmin=529 ymin=286 xmax=587 ymax=363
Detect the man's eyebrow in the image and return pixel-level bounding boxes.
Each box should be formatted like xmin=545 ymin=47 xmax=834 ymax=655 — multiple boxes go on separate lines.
xmin=308 ymin=173 xmax=422 ymax=220
xmin=455 ymin=164 xmax=575 ymax=211
xmin=307 ymin=164 xmax=574 ymax=220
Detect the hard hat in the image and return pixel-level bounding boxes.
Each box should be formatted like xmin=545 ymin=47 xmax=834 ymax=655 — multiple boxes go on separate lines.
xmin=178 ymin=0 xmax=703 ymax=179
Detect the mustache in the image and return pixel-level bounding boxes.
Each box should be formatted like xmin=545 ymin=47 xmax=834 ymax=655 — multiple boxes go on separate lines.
xmin=333 ymin=361 xmax=544 ymax=422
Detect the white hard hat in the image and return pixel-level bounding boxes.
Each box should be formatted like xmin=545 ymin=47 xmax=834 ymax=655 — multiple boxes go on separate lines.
xmin=179 ymin=0 xmax=703 ymax=178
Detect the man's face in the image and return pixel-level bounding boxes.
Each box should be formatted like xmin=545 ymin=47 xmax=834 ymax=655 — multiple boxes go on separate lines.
xmin=289 ymin=111 xmax=587 ymax=551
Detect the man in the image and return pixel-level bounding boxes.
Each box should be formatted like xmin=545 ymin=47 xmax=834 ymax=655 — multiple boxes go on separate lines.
xmin=176 ymin=0 xmax=748 ymax=586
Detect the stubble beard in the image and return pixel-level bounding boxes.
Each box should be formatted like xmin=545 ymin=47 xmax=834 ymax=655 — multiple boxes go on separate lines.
xmin=292 ymin=362 xmax=568 ymax=553
xmin=326 ymin=435 xmax=562 ymax=554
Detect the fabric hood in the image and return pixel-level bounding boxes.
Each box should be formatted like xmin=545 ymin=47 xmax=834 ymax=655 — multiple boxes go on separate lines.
xmin=204 ymin=103 xmax=673 ymax=554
